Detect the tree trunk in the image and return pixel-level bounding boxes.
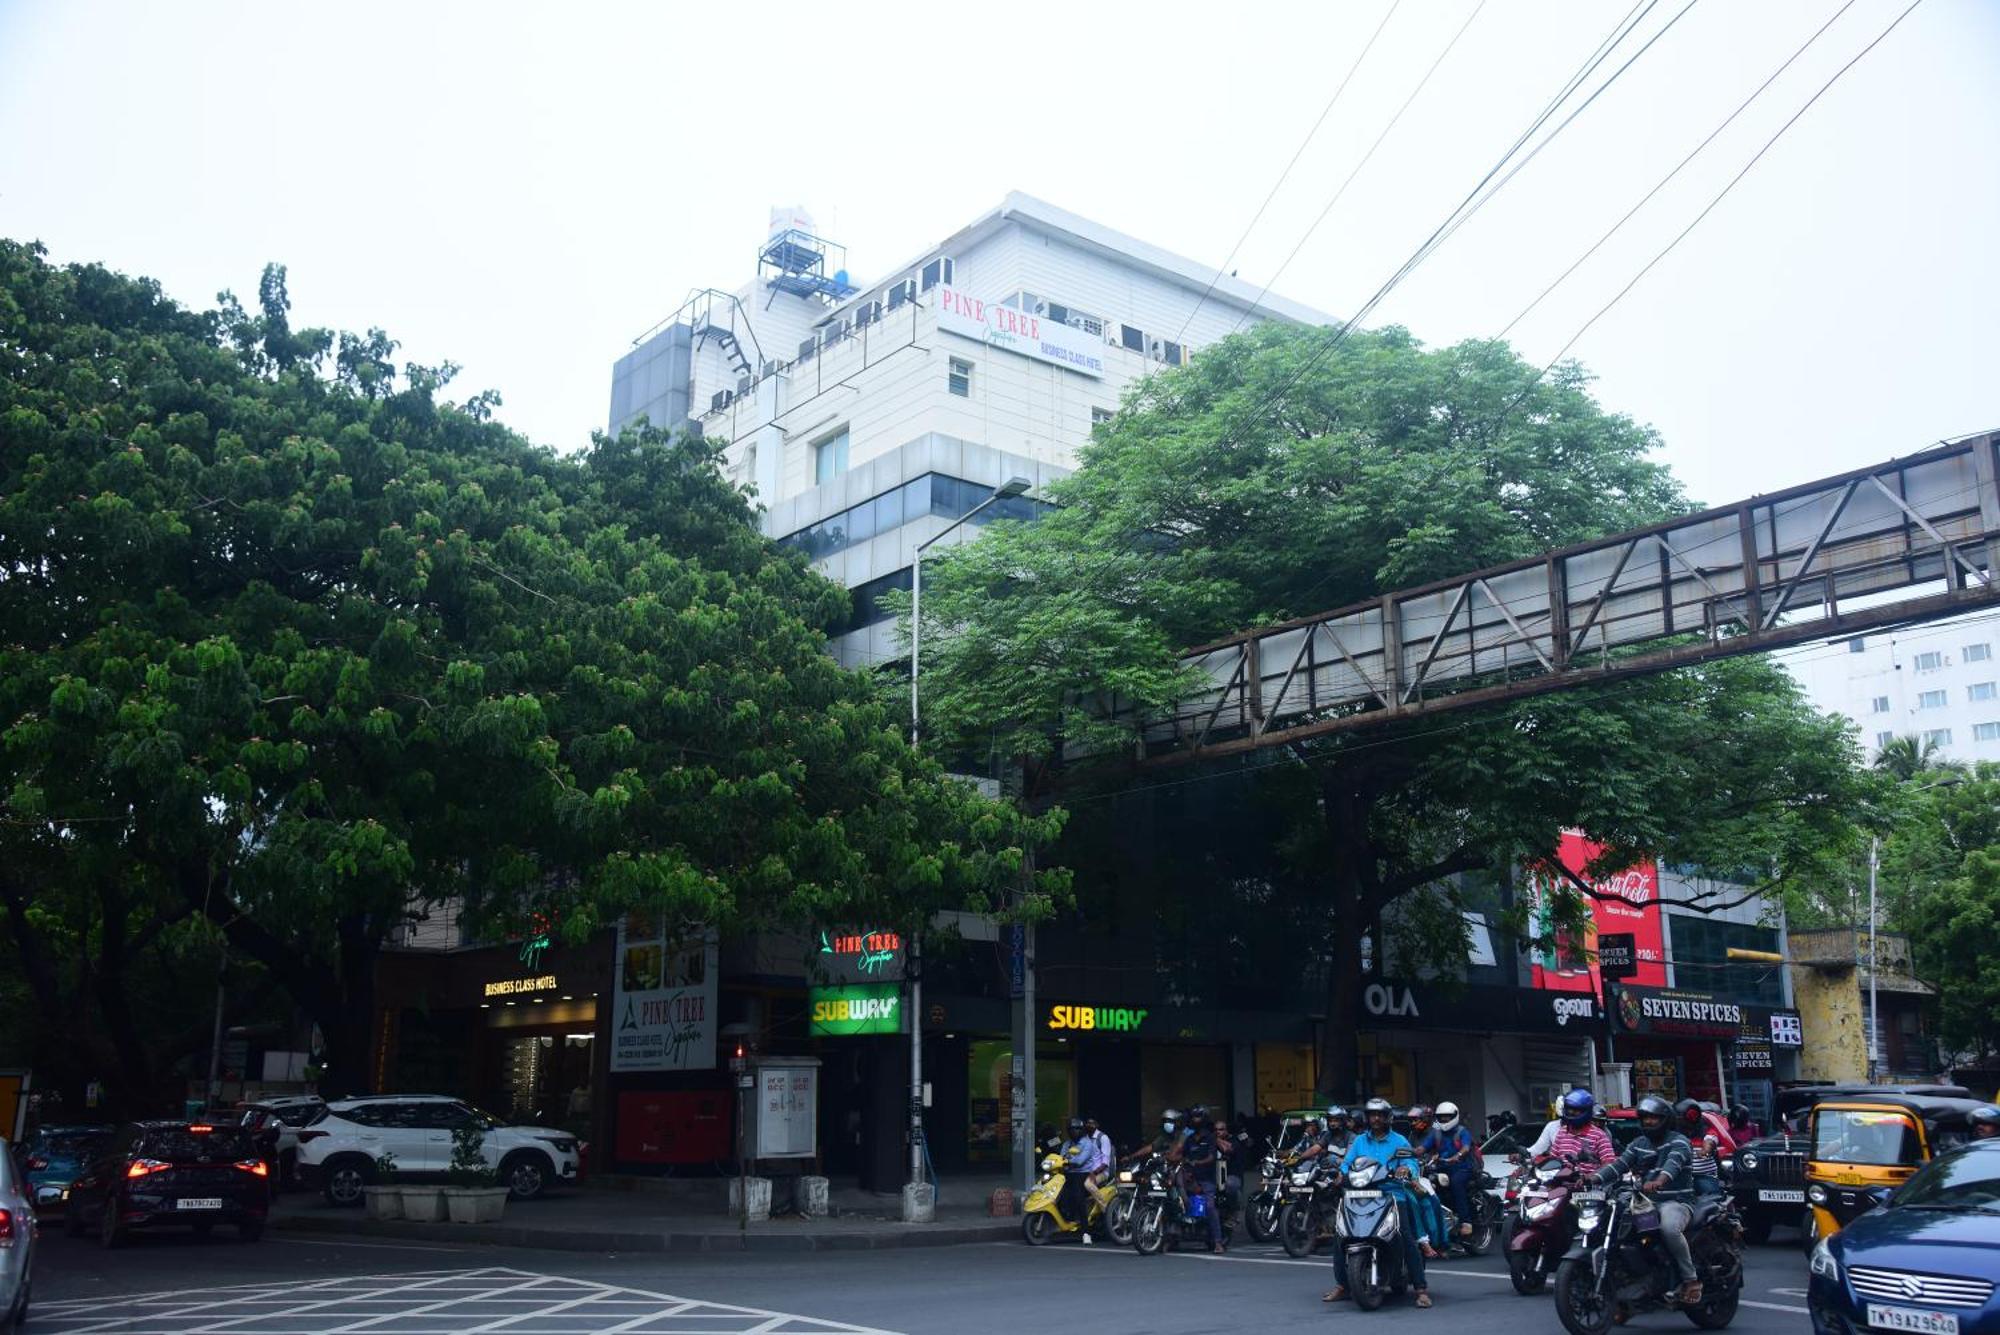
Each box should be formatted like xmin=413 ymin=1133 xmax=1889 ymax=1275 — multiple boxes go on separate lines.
xmin=1319 ymin=903 xmax=1367 ymax=1103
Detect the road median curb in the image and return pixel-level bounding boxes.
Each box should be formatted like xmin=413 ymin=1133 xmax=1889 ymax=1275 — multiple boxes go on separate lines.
xmin=274 ymin=1211 xmax=1019 ymax=1254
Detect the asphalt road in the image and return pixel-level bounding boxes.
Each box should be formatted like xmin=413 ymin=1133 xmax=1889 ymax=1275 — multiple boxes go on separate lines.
xmin=27 ymin=1223 xmax=1817 ymax=1334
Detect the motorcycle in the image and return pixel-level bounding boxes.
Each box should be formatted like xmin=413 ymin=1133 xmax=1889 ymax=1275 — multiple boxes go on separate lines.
xmin=1102 ymin=1156 xmax=1150 ymax=1246
xmin=1021 ymin=1151 xmax=1116 ymax=1245
xmin=1507 ymin=1154 xmax=1587 ymax=1294
xmin=1245 ymin=1151 xmax=1287 ymax=1242
xmin=1278 ymin=1157 xmax=1343 ymax=1258
xmin=1553 ymin=1178 xmax=1745 ymax=1334
xmin=1132 ymin=1160 xmax=1234 ymax=1255
xmin=1333 ymin=1149 xmax=1423 ymax=1311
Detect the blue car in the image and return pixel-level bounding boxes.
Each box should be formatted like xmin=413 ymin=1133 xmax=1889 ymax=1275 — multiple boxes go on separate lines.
xmin=21 ymin=1125 xmax=114 ymax=1212
xmin=1811 ymin=1138 xmax=2000 ymax=1335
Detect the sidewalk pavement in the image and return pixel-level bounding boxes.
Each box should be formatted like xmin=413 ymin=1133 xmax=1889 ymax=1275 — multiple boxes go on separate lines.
xmin=272 ymin=1176 xmax=1025 ymax=1254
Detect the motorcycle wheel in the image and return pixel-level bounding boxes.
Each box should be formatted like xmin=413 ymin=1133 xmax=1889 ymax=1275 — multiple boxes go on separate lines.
xmin=1022 ymin=1212 xmax=1055 ymax=1246
xmin=1460 ymin=1199 xmax=1497 ymax=1257
xmin=1134 ymin=1202 xmax=1167 ymax=1256
xmin=1278 ymin=1200 xmax=1315 ymax=1258
xmin=1350 ymin=1249 xmax=1387 ymax=1312
xmin=1554 ymin=1257 xmax=1616 ymax=1335
xmin=1686 ymin=1290 xmax=1740 ymax=1330
xmin=1246 ymin=1193 xmax=1280 ymax=1242
xmin=1508 ymin=1248 xmax=1548 ymax=1295
xmin=1105 ymin=1194 xmax=1136 ymax=1247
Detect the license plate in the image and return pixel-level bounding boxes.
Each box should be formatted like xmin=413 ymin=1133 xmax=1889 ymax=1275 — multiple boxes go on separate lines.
xmin=1346 ymin=1190 xmax=1383 ymax=1199
xmin=1758 ymin=1188 xmax=1805 ymax=1203
xmin=177 ymin=1197 xmax=224 ymax=1210
xmin=1866 ymin=1304 xmax=1960 ymax=1334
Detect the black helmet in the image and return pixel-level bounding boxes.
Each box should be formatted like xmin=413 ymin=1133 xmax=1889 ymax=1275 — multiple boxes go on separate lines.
xmin=1636 ymin=1095 xmax=1674 ymax=1132
xmin=1189 ymin=1104 xmax=1210 ymax=1127
xmin=1674 ymin=1098 xmax=1704 ymax=1129
xmin=1728 ymin=1103 xmax=1749 ymax=1123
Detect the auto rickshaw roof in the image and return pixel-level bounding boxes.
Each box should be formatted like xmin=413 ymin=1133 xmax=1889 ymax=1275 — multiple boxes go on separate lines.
xmin=1809 ymin=1093 xmax=1992 ymax=1126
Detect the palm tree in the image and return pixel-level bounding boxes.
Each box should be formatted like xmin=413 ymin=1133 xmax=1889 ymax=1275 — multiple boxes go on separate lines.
xmin=1873 ymin=733 xmax=1967 ymax=781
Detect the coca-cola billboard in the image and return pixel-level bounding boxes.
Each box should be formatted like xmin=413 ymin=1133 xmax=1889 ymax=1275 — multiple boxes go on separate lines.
xmin=1526 ymin=831 xmax=1668 ymax=992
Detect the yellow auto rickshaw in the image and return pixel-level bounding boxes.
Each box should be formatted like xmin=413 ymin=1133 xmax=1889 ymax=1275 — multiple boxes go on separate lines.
xmin=1803 ymin=1093 xmax=1985 ymax=1243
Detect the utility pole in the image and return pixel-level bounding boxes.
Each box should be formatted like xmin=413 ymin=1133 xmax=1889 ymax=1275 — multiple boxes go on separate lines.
xmin=1867 ymin=836 xmax=1881 ymax=1083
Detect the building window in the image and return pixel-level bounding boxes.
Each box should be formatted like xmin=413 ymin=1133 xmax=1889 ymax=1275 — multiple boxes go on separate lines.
xmin=1120 ymin=324 xmax=1146 ymax=353
xmin=1918 ymin=689 xmax=1948 ymax=710
xmin=948 ymin=358 xmax=973 ymax=398
xmin=919 ymin=257 xmax=954 ymax=291
xmin=1876 ymin=731 xmax=1895 ymax=750
xmin=814 ymin=429 xmax=850 ymax=486
xmin=848 ymin=567 xmax=914 ymax=630
xmin=1091 ymin=406 xmax=1115 ymax=430
xmin=1871 ymin=695 xmax=1891 ymax=714
xmin=1667 ymin=915 xmax=1786 ymax=1006
xmin=1972 ymin=682 xmax=1998 ymax=703
xmin=1968 ymin=643 xmax=1993 ymax=663
xmin=1924 ymin=728 xmax=1953 ymax=747
xmin=1975 ymin=722 xmax=2000 ymax=742
xmin=1914 ymin=650 xmax=1944 ymax=671
xmin=1848 ymin=637 xmax=1866 ymax=653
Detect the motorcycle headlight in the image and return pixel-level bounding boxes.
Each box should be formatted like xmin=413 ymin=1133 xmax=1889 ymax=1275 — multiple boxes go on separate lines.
xmin=1148 ymin=1174 xmax=1162 ymax=1190
xmin=1808 ymin=1184 xmax=1829 ymax=1205
xmin=1739 ymin=1152 xmax=1758 ymax=1171
xmin=1524 ymin=1200 xmax=1560 ymax=1222
xmin=1262 ymin=1157 xmax=1278 ymax=1176
xmin=1576 ymin=1204 xmax=1604 ymax=1230
xmin=1118 ymin=1170 xmax=1133 ymax=1183
xmin=1290 ymin=1170 xmax=1315 ymax=1186
xmin=1809 ymin=1239 xmax=1840 ymax=1282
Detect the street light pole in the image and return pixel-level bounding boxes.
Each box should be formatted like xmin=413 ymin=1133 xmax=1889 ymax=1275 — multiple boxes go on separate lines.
xmin=1867 ymin=836 xmax=1881 ymax=1083
xmin=907 ymin=476 xmax=1032 ymax=1202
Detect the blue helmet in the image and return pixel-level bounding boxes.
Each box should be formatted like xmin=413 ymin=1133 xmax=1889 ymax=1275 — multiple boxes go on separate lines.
xmin=1973 ymin=1104 xmax=2000 ymax=1129
xmin=1560 ymin=1089 xmax=1597 ymax=1126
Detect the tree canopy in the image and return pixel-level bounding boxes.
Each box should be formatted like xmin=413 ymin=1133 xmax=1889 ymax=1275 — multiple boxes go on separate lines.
xmin=0 ymin=240 xmax=1062 ymax=1103
xmin=911 ymin=322 xmax=1870 ymax=1096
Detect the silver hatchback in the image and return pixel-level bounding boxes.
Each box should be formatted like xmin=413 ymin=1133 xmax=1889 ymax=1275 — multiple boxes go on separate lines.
xmin=1 ymin=1138 xmax=37 ymax=1330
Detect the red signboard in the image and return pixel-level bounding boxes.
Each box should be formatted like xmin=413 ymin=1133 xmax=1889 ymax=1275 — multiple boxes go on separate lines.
xmin=1526 ymin=831 xmax=1667 ymax=992
xmin=613 ymin=1090 xmax=730 ymax=1165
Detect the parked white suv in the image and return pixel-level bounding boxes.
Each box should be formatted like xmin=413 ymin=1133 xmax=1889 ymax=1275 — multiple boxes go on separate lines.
xmin=296 ymin=1095 xmax=580 ymax=1206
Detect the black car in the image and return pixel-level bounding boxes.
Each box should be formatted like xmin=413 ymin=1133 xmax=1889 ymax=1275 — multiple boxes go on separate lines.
xmin=1733 ymin=1083 xmax=1972 ymax=1244
xmin=63 ymin=1120 xmax=269 ymax=1246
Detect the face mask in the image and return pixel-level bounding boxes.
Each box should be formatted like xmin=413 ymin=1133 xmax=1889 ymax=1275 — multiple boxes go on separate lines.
xmin=1162 ymin=1123 xmax=1175 ymax=1134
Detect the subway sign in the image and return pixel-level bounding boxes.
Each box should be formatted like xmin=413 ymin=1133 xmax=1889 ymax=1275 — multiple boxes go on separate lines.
xmin=1046 ymin=1004 xmax=1149 ymax=1033
xmin=810 ymin=984 xmax=903 ymax=1036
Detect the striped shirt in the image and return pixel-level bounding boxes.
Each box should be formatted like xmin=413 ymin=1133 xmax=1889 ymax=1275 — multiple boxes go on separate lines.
xmin=1529 ymin=1120 xmax=1616 ymax=1166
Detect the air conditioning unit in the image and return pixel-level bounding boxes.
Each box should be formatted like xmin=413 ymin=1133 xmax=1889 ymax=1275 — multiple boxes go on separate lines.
xmin=855 ymin=300 xmax=881 ymax=328
xmin=710 ymin=389 xmax=733 ymax=412
xmin=1121 ymin=324 xmax=1146 ymax=353
xmin=886 ymin=280 xmax=914 ymax=310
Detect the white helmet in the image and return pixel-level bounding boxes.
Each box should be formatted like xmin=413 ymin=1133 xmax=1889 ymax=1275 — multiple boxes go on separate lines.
xmin=1436 ymin=1101 xmax=1462 ymax=1133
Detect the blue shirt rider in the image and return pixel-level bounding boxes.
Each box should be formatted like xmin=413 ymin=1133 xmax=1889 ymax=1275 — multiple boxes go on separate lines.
xmin=1326 ymin=1097 xmax=1432 ymax=1309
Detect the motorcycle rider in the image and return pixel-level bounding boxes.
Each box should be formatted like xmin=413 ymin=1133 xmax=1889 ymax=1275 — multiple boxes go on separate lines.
xmin=1325 ymin=1105 xmax=1354 ymax=1156
xmin=1677 ymin=1098 xmax=1726 ymax=1198
xmin=1726 ymin=1102 xmax=1761 ymax=1143
xmin=1427 ymin=1101 xmax=1479 ymax=1242
xmin=1082 ymin=1115 xmax=1114 ymax=1184
xmin=1323 ymin=1097 xmax=1432 ymax=1310
xmin=1532 ymin=1088 xmax=1616 ymax=1166
xmin=1594 ymin=1095 xmax=1702 ymax=1306
xmin=1182 ymin=1108 xmax=1228 ymax=1253
xmin=1057 ymin=1118 xmax=1094 ymax=1238
xmin=1406 ymin=1105 xmax=1448 ymax=1256
xmin=1972 ymin=1105 xmax=2000 ymax=1140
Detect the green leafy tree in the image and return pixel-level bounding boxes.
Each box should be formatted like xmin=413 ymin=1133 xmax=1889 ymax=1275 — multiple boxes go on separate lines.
xmin=910 ymin=323 xmax=1868 ymax=1096
xmin=1873 ymin=733 xmax=1966 ymax=782
xmin=0 ymin=240 xmax=1063 ymax=1095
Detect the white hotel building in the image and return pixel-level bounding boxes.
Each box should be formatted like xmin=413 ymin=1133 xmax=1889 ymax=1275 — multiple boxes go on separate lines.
xmin=607 ymin=194 xmax=1330 ymax=668
xmin=1781 ymin=612 xmax=2000 ymax=766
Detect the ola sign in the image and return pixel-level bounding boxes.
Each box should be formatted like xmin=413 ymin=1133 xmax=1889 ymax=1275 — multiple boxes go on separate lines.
xmin=810 ymin=984 xmax=903 ymax=1036
xmin=1046 ymin=1004 xmax=1149 ymax=1033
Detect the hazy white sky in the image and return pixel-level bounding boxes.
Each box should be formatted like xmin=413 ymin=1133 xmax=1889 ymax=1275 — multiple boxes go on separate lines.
xmin=3 ymin=0 xmax=1995 ymax=510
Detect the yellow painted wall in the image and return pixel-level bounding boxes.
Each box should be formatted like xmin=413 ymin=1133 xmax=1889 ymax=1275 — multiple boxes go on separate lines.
xmin=1796 ymin=969 xmax=1868 ymax=1083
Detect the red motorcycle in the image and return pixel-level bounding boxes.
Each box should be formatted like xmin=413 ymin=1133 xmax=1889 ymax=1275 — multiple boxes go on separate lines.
xmin=1507 ymin=1154 xmax=1588 ymax=1294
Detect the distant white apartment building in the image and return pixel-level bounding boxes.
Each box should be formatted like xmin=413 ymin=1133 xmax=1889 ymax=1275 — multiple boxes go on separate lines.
xmin=608 ymin=193 xmax=1331 ymax=668
xmin=1782 ymin=612 xmax=2000 ymax=765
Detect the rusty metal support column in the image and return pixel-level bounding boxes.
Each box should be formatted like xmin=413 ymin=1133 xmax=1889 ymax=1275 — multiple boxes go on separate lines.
xmin=1738 ymin=506 xmax=1764 ymax=632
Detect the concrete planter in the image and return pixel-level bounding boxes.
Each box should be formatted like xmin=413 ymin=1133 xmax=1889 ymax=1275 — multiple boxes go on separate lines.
xmin=444 ymin=1186 xmax=509 ymax=1224
xmin=361 ymin=1185 xmax=404 ymax=1221
xmin=400 ymin=1186 xmax=448 ymax=1222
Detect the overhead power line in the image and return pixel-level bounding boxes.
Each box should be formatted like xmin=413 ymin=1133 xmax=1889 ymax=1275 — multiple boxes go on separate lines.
xmin=1171 ymin=0 xmax=1404 ymax=346
xmin=1228 ymin=0 xmax=1490 ymax=335
xmin=1492 ymin=0 xmax=1927 ymax=425
xmin=1498 ymin=0 xmax=1861 ymax=340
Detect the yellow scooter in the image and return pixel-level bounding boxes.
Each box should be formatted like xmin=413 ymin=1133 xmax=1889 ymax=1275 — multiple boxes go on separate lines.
xmin=1022 ymin=1151 xmax=1115 ymax=1244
